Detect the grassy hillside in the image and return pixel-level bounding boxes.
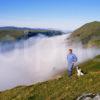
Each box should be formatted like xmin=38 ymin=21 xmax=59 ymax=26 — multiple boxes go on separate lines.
xmin=0 ymin=55 xmax=100 ymax=100
xmin=0 ymin=30 xmax=24 ymax=41
xmin=68 ymin=21 xmax=100 ymax=47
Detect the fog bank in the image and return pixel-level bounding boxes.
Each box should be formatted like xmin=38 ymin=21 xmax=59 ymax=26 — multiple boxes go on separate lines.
xmin=0 ymin=34 xmax=99 ymax=91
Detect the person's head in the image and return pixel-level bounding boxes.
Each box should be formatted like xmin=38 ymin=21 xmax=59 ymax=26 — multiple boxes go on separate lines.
xmin=68 ymin=49 xmax=72 ymax=54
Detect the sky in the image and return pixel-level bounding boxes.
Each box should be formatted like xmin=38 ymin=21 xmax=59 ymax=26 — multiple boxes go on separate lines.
xmin=0 ymin=0 xmax=100 ymax=30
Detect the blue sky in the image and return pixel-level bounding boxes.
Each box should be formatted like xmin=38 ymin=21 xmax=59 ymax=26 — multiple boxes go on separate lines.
xmin=0 ymin=0 xmax=100 ymax=30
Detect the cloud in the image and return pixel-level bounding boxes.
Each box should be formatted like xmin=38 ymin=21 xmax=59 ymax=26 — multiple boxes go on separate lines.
xmin=0 ymin=34 xmax=99 ymax=91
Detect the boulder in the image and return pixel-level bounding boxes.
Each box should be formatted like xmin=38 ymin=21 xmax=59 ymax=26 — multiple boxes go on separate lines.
xmin=76 ymin=93 xmax=100 ymax=100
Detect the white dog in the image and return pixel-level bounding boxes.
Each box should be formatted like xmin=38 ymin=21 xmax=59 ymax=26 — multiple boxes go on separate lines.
xmin=76 ymin=66 xmax=84 ymax=76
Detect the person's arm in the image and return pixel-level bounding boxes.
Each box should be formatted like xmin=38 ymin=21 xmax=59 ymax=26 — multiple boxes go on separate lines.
xmin=72 ymin=54 xmax=77 ymax=63
xmin=72 ymin=54 xmax=77 ymax=68
xmin=74 ymin=54 xmax=77 ymax=62
xmin=67 ymin=54 xmax=69 ymax=60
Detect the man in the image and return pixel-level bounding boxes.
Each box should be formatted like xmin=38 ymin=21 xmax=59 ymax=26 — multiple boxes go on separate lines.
xmin=67 ymin=49 xmax=77 ymax=77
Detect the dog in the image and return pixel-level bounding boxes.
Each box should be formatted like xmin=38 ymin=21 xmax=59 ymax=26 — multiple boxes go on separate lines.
xmin=76 ymin=66 xmax=84 ymax=76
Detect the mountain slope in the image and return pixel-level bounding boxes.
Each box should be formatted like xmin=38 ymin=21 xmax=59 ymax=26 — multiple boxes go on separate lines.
xmin=0 ymin=27 xmax=64 ymax=41
xmin=0 ymin=55 xmax=100 ymax=100
xmin=68 ymin=21 xmax=100 ymax=47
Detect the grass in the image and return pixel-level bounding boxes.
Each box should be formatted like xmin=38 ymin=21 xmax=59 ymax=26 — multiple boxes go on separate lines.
xmin=0 ymin=55 xmax=100 ymax=100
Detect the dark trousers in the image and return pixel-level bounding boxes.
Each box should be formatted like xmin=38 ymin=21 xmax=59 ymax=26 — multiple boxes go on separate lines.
xmin=67 ymin=63 xmax=74 ymax=77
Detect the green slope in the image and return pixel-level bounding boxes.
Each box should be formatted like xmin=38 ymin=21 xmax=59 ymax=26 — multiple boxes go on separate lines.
xmin=0 ymin=28 xmax=63 ymax=41
xmin=0 ymin=55 xmax=100 ymax=100
xmin=0 ymin=30 xmax=24 ymax=41
xmin=69 ymin=21 xmax=100 ymax=47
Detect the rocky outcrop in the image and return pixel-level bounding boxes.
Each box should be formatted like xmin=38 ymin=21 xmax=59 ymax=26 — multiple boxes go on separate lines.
xmin=76 ymin=93 xmax=100 ymax=100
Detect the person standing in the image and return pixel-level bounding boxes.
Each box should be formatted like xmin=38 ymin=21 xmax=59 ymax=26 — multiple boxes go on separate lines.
xmin=67 ymin=49 xmax=77 ymax=77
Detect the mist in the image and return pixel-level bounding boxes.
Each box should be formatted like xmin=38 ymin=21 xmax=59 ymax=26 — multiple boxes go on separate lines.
xmin=0 ymin=34 xmax=100 ymax=91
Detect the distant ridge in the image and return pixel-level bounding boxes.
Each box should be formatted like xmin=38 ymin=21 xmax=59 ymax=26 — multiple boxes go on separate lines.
xmin=0 ymin=26 xmax=54 ymax=31
xmin=0 ymin=26 xmax=65 ymax=41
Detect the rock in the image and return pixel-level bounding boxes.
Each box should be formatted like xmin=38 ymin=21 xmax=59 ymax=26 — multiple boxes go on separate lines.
xmin=93 ymin=94 xmax=100 ymax=100
xmin=76 ymin=93 xmax=100 ymax=100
